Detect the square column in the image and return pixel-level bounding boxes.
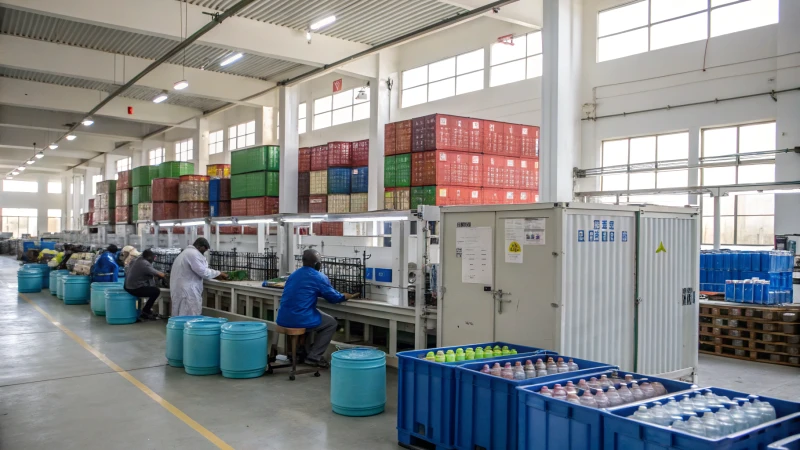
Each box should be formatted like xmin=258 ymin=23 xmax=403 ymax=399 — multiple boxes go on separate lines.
xmin=256 ymin=105 xmax=278 ymax=145
xmin=190 ymin=117 xmax=209 ymax=175
xmin=278 ymin=86 xmax=300 ymax=213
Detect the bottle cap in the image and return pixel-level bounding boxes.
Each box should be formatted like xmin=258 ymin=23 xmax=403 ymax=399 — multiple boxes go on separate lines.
xmin=426 ymin=352 xmax=434 ymax=358
xmin=446 ymin=349 xmax=455 ymax=354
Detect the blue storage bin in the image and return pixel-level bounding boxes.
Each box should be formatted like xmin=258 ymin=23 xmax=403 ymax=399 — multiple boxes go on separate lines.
xmin=603 ymin=387 xmax=800 ymax=450
xmin=209 ymin=201 xmax=221 ymax=217
xmin=751 ymin=252 xmax=761 ymax=271
xmin=24 ymin=263 xmax=50 ymax=288
xmin=768 ymin=433 xmax=800 ymax=449
xmin=63 ymin=275 xmax=91 ymax=305
xmin=350 ymin=166 xmax=368 ymax=193
xmin=40 ymin=240 xmax=56 ymax=250
xmin=517 ymin=369 xmax=696 ymax=450
xmin=722 ymin=253 xmax=732 ymax=270
xmin=209 ymin=179 xmax=221 ymax=202
xmin=455 ymin=354 xmax=616 ymax=450
xmin=397 ymin=342 xmax=550 ymax=450
xmin=327 ymin=167 xmax=351 ymax=194
xmin=17 ymin=268 xmax=43 ymax=293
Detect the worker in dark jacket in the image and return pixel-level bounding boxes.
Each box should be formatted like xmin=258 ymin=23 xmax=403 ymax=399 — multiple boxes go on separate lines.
xmin=277 ymin=249 xmax=357 ymax=368
xmin=124 ymin=249 xmax=166 ymax=320
xmin=91 ymin=245 xmax=119 ymax=282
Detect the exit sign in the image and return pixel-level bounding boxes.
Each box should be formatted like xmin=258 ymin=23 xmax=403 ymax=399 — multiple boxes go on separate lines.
xmin=333 ymin=79 xmax=343 ymax=93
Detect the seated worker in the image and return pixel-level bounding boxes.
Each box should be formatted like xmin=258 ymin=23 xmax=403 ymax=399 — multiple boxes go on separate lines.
xmin=124 ymin=249 xmax=166 ymax=320
xmin=276 ymin=249 xmax=358 ymax=368
xmin=56 ymin=244 xmax=74 ymax=270
xmin=91 ymin=244 xmax=119 ymax=283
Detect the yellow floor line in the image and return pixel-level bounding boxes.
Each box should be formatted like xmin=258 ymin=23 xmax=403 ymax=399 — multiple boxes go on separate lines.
xmin=20 ymin=293 xmax=234 ymax=450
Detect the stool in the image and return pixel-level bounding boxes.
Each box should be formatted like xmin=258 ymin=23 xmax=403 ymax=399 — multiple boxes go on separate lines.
xmin=268 ymin=325 xmax=321 ymax=381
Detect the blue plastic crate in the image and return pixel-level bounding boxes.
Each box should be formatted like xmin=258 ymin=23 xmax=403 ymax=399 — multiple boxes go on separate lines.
xmin=603 ymin=387 xmax=800 ymax=450
xmin=327 ymin=167 xmax=351 ymax=194
xmin=517 ymin=369 xmax=696 ymax=450
xmin=455 ymin=355 xmax=617 ymax=450
xmin=398 ymin=343 xmax=552 ymax=450
xmin=209 ymin=179 xmax=221 ymax=202
xmin=768 ymin=433 xmax=800 ymax=449
xmin=351 ymin=166 xmax=368 ymax=193
xmin=210 ymin=201 xmax=221 ymax=217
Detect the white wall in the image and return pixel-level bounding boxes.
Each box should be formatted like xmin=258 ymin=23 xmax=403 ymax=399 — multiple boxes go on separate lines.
xmin=1 ymin=173 xmax=66 ymax=236
xmin=297 ymin=72 xmax=371 ymax=147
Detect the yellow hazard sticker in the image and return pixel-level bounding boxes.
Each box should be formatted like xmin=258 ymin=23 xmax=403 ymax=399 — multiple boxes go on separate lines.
xmin=656 ymin=241 xmax=667 ymax=253
xmin=508 ymin=241 xmax=522 ymax=253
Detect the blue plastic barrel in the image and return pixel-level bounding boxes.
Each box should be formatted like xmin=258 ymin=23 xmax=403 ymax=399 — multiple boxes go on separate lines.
xmin=331 ymin=348 xmax=386 ymax=416
xmin=17 ymin=268 xmax=43 ymax=293
xmin=63 ymin=275 xmax=91 ymax=305
xmin=183 ymin=318 xmax=228 ymax=376
xmin=220 ymin=322 xmax=268 ymax=379
xmin=24 ymin=263 xmax=50 ymax=288
xmin=56 ymin=272 xmax=70 ymax=300
xmin=49 ymin=269 xmax=68 ymax=295
xmin=165 ymin=316 xmax=207 ymax=367
xmin=104 ymin=288 xmax=139 ymax=325
xmin=90 ymin=282 xmax=123 ymax=315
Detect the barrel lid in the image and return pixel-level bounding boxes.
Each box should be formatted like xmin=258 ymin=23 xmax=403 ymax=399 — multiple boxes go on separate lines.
xmin=167 ymin=315 xmax=207 ymax=325
xmin=91 ymin=281 xmax=124 ymax=287
xmin=66 ymin=275 xmax=90 ymax=280
xmin=333 ymin=348 xmax=386 ymax=361
xmin=221 ymin=322 xmax=267 ymax=334
xmin=187 ymin=317 xmax=228 ymax=325
xmin=185 ymin=319 xmax=227 ymax=330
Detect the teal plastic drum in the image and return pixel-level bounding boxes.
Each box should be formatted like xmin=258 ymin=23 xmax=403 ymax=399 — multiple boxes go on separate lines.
xmin=56 ymin=273 xmax=70 ymax=300
xmin=331 ymin=348 xmax=386 ymax=416
xmin=90 ymin=282 xmax=123 ymax=315
xmin=63 ymin=275 xmax=91 ymax=305
xmin=17 ymin=268 xmax=43 ymax=293
xmin=104 ymin=288 xmax=138 ymax=325
xmin=183 ymin=318 xmax=228 ymax=376
xmin=220 ymin=322 xmax=268 ymax=379
xmin=49 ymin=270 xmax=68 ymax=296
xmin=165 ymin=316 xmax=207 ymax=368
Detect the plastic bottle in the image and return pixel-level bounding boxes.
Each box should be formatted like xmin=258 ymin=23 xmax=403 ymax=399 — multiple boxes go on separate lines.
xmin=750 ymin=395 xmax=777 ymax=422
xmin=599 ymin=375 xmax=611 ymax=388
xmin=484 ymin=347 xmax=494 ymax=359
xmin=632 ymin=405 xmax=654 ymax=423
xmin=539 ymin=386 xmax=553 ymax=397
xmin=650 ymin=403 xmax=672 ymax=426
xmin=685 ymin=416 xmax=707 ymax=436
xmin=510 ymin=349 xmax=517 ymax=355
xmin=455 ymin=348 xmax=465 ymax=362
xmin=692 ymin=392 xmax=708 ymax=409
xmin=490 ymin=362 xmax=502 ymax=377
xmin=493 ymin=345 xmax=502 ymax=355
xmin=535 ymin=359 xmax=547 ymax=377
xmin=595 ymin=390 xmax=610 ymax=409
xmin=640 ymin=382 xmax=656 ymax=398
xmin=425 ymin=351 xmax=435 ymax=361
xmin=714 ymin=409 xmax=737 ymax=436
xmin=624 ymin=374 xmax=634 ymax=384
xmin=565 ymin=381 xmax=578 ymax=395
xmin=680 ymin=395 xmax=696 ymax=413
xmin=480 ymin=364 xmax=491 ymax=374
xmin=435 ymin=351 xmax=446 ymax=363
xmin=699 ymin=410 xmax=722 ymax=438
xmin=513 ymin=361 xmax=526 ymax=380
xmin=465 ymin=348 xmax=475 ymax=360
xmin=741 ymin=402 xmax=763 ymax=427
xmin=524 ymin=360 xmax=536 ymax=379
xmin=445 ymin=349 xmax=456 ymax=362
xmin=501 ymin=362 xmax=514 ymax=380
xmin=652 ymin=382 xmax=667 ymax=396
xmin=617 ymin=384 xmax=634 ymax=404
xmin=501 ymin=345 xmax=511 ymax=356
xmin=728 ymin=405 xmax=751 ymax=432
xmin=552 ymin=384 xmax=567 ymax=400
xmin=474 ymin=347 xmax=484 ymax=359
xmin=606 ymin=386 xmax=623 ymax=407
xmin=577 ymin=379 xmax=590 ymax=392
xmin=566 ymin=393 xmax=581 ymax=404
xmin=546 ymin=357 xmax=558 ymax=375
xmin=557 ymin=357 xmax=569 ymax=373
xmin=630 ymin=382 xmax=645 ymax=401
xmin=663 ymin=398 xmax=682 ymax=416
xmin=579 ymin=391 xmax=598 ymax=408
xmin=672 ymin=418 xmax=687 ymax=432
xmin=567 ymin=358 xmax=579 ymax=372
xmin=588 ymin=377 xmax=600 ymax=389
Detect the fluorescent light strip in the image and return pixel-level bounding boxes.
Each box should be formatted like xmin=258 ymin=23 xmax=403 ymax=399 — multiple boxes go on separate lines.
xmin=214 ymin=220 xmax=233 ymax=225
xmin=220 ymin=53 xmax=243 ymax=66
xmin=66 ymin=134 xmax=77 ymax=141
xmin=238 ymin=219 xmax=274 ymax=224
xmin=182 ymin=221 xmax=205 ymax=226
xmin=153 ymin=93 xmax=168 ymax=103
xmin=159 ymin=222 xmax=175 ymax=227
xmin=310 ymin=15 xmax=336 ymax=30
xmin=282 ymin=218 xmax=324 ymax=223
xmin=343 ymin=216 xmax=408 ymax=222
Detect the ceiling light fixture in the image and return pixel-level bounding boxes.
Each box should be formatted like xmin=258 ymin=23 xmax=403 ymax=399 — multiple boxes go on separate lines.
xmin=306 ymin=30 xmax=312 ymax=44
xmin=66 ymin=134 xmax=77 ymax=141
xmin=82 ymin=118 xmax=94 ymax=126
xmin=220 ymin=53 xmax=243 ymax=66
xmin=11 ymin=171 xmax=19 ymax=176
xmin=35 ymin=152 xmax=44 ymax=159
xmin=26 ymin=160 xmax=35 ymax=165
xmin=238 ymin=219 xmax=275 ymax=224
xmin=49 ymin=143 xmax=58 ymax=149
xmin=153 ymin=91 xmax=169 ymax=103
xmin=18 ymin=166 xmax=26 ymax=172
xmin=310 ymin=15 xmax=336 ymax=31
xmin=174 ymin=80 xmax=189 ymax=90
xmin=6 ymin=176 xmax=12 ymax=180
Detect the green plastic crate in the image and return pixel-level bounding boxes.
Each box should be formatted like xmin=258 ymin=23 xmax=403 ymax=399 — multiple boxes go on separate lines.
xmin=247 ymin=172 xmax=267 ymax=197
xmin=411 ymin=186 xmax=436 ymax=209
xmin=231 ymin=146 xmax=280 ymax=175
xmin=158 ymin=161 xmax=194 ymax=178
xmin=131 ymin=205 xmax=139 ymax=222
xmin=131 ymin=186 xmax=152 ymax=204
xmin=131 ymin=166 xmax=159 ymax=187
xmin=266 ymin=171 xmax=279 ymax=197
xmin=395 ymin=154 xmax=411 ymax=187
xmin=384 ymin=155 xmax=396 ymax=188
xmin=231 ymin=174 xmax=248 ymax=199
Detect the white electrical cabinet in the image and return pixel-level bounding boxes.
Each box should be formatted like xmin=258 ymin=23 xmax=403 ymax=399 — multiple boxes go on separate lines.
xmin=438 ymin=203 xmax=699 ymax=379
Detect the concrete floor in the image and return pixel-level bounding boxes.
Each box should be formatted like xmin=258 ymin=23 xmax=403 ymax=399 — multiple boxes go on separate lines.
xmin=0 ymin=255 xmax=798 ymax=449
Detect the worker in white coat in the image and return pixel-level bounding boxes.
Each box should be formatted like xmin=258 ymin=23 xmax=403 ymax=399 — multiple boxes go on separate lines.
xmin=169 ymin=238 xmax=228 ymax=316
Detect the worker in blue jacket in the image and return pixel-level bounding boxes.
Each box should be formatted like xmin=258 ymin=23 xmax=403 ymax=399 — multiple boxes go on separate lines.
xmin=91 ymin=244 xmax=120 ymax=283
xmin=277 ymin=249 xmax=357 ymax=368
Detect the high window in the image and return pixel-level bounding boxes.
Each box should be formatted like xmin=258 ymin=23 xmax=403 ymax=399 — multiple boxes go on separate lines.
xmin=176 ymin=139 xmax=193 ymax=162
xmin=597 ymin=0 xmax=779 ymax=62
xmin=47 ymin=181 xmax=62 ymax=194
xmin=116 ymin=157 xmax=131 ymax=173
xmin=402 ymin=49 xmax=485 ymax=108
xmin=92 ymin=175 xmax=103 ymax=195
xmin=313 ymin=87 xmax=371 ymax=130
xmin=47 ymin=209 xmax=62 ymax=233
xmin=209 ymin=130 xmax=224 ymax=155
xmin=298 ymin=103 xmax=307 ymax=134
xmin=2 ymin=208 xmax=38 ymax=237
xmin=490 ymin=31 xmax=543 ymax=87
xmin=3 ymin=180 xmax=38 ymax=193
xmin=149 ymin=148 xmax=165 ymax=165
xmin=229 ymin=121 xmax=255 ymax=150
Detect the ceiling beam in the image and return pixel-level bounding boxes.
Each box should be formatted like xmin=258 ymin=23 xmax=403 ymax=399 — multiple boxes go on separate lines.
xmin=0 ymin=105 xmax=161 ymax=141
xmin=437 ymin=0 xmax=541 ymax=29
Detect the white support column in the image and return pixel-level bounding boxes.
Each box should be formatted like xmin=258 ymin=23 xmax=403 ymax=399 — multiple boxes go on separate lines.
xmin=540 ymin=0 xmax=583 ymax=202
xmin=257 ymin=222 xmax=266 ymax=253
xmin=713 ymin=194 xmax=721 ymax=250
xmin=278 ymin=86 xmax=300 ymax=213
xmin=256 ymin=106 xmax=277 ymax=145
xmin=687 ymin=127 xmax=700 ymax=206
xmin=191 ymin=117 xmax=209 ymax=175
xmin=369 ymin=52 xmax=394 ymax=211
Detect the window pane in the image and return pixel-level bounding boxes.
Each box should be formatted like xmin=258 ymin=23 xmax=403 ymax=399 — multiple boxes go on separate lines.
xmin=314 ymin=112 xmax=331 ymax=130
xmin=403 ymin=66 xmax=428 ymax=89
xmin=598 ymin=1 xmax=648 ymax=37
xmin=457 ymin=49 xmax=484 ymax=75
xmin=629 ymin=194 xmax=689 ymax=206
xmin=228 ymin=126 xmax=236 ymax=136
xmin=428 ymin=77 xmax=456 ymax=102
xmin=738 ymin=193 xmax=774 ymax=215
xmin=298 ymin=103 xmax=307 ymax=119
xmin=602 ymin=174 xmax=628 ymax=191
xmin=702 ymin=166 xmax=737 ymax=185
xmin=490 ymin=59 xmax=526 ymax=87
xmin=490 ymin=37 xmax=526 ymax=65
xmin=598 ymin=28 xmax=649 ymax=62
xmin=48 ymin=209 xmax=61 ymax=217
xmin=526 ymin=54 xmax=543 ymax=79
xmin=402 ymin=85 xmax=427 ymax=107
xmin=737 ymin=215 xmax=774 ymax=245
xmin=657 ymin=169 xmax=688 ymax=188
xmin=332 ymin=106 xmax=353 ymax=126
xmin=456 ymin=70 xmax=484 ymax=95
xmin=630 ymin=171 xmax=656 ymax=189
xmin=651 ymin=0 xmax=707 ymax=23
xmin=629 ymin=137 xmax=656 ymax=164
xmin=703 ymin=127 xmax=737 ymax=157
xmin=314 ymin=96 xmax=332 ymax=114
xmin=245 ymin=134 xmax=254 ymax=147
xmin=711 ymin=0 xmax=779 ymax=38
xmin=229 ymin=138 xmax=237 ymax=150
xmin=353 ymin=87 xmax=370 ymax=104
xmin=246 ymin=121 xmax=255 ymax=134
xmin=657 ymin=133 xmax=690 ymax=161
xmin=650 ymin=12 xmax=708 ymax=51
xmin=603 ymin=139 xmax=629 ymax=166
xmin=702 ymin=195 xmax=735 ymax=216
xmin=738 ymin=164 xmax=775 ymax=184
xmin=353 ymin=102 xmax=370 ymax=121
xmin=739 ymin=122 xmax=775 ymax=154
xmin=47 ymin=182 xmax=62 ymax=194
xmin=333 ymin=90 xmax=353 ymax=110
xmin=237 ymin=124 xmax=246 ymax=135
xmin=701 ymin=216 xmax=735 ymax=244
xmin=237 ymin=136 xmax=246 ymax=149
xmin=3 ymin=181 xmax=38 ymax=193
xmin=527 ymin=32 xmax=542 ymax=56
xmin=298 ymin=118 xmax=307 ymax=134
xmin=429 ymin=58 xmax=456 ymax=82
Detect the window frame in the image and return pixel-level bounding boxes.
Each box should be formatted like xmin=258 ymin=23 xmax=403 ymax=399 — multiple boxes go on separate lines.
xmin=298 ymin=102 xmax=307 ymax=134
xmin=228 ymin=121 xmax=256 ymax=150
xmin=208 ymin=130 xmax=224 ymax=155
xmin=91 ymin=175 xmax=103 ymax=196
xmin=313 ymin=87 xmax=370 ymax=130
xmin=1 ymin=208 xmax=38 ymax=237
xmin=489 ymin=31 xmax=543 ymax=87
xmin=3 ymin=180 xmax=39 ymax=193
xmin=116 ymin=157 xmax=132 ymax=174
xmin=401 ymin=48 xmax=486 ymax=108
xmin=47 ymin=181 xmax=62 ymax=194
xmin=149 ymin=148 xmax=165 ymax=165
xmin=175 ymin=139 xmax=194 ymax=162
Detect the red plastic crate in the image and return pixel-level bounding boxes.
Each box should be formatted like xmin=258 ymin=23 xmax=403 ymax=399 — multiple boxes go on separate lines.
xmin=297 ymin=195 xmax=309 ymax=214
xmin=504 ymin=124 xmax=522 ymax=157
xmin=308 ymin=195 xmax=327 ymax=213
xmin=519 ymin=158 xmax=539 ymax=190
xmin=117 ymin=171 xmax=131 ymax=190
xmin=243 ymin=226 xmax=257 ymax=235
xmin=265 ymin=197 xmax=279 ymax=215
xmin=298 ymin=147 xmax=312 ymax=172
xmin=327 ymin=141 xmax=352 ymax=167
xmin=115 ymin=206 xmax=131 ymax=224
xmin=423 ymin=115 xmax=483 ymax=153
xmin=435 ymin=186 xmax=483 ymax=206
xmin=396 ymin=120 xmax=412 ymax=154
xmin=152 ymin=178 xmax=180 ymax=202
xmin=298 ymin=172 xmax=310 ymax=197
xmin=484 ymin=189 xmax=517 ymax=205
xmin=152 ymin=202 xmax=178 ymax=221
xmin=178 ymin=202 xmax=209 ymax=219
xmin=310 ymin=145 xmax=328 ymax=171
xmin=483 ymin=121 xmax=505 ymax=155
xmin=246 ymin=197 xmax=266 ymax=216
xmin=520 ymin=125 xmax=540 ymax=158
xmin=384 ymin=123 xmax=396 ymax=156
xmin=88 ymin=199 xmax=95 ymax=210
xmin=215 ymin=201 xmax=231 ymax=217
xmin=434 ymin=151 xmax=482 ymax=187
xmin=219 ymin=225 xmax=240 ymax=235
xmin=411 ymin=151 xmax=436 ymax=186
xmin=412 ymin=116 xmax=426 ymax=152
xmin=351 ymin=139 xmax=370 ymax=167
xmin=516 ymin=190 xmax=538 ymax=204
xmin=483 ymin=155 xmax=512 ymax=189
xmin=231 ymin=198 xmax=247 ymax=216
xmin=312 ymin=222 xmax=344 ymax=236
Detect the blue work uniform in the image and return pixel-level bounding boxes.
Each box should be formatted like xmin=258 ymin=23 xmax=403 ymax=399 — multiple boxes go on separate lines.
xmin=276 ymin=266 xmax=346 ymax=329
xmin=91 ymin=251 xmax=119 ymax=283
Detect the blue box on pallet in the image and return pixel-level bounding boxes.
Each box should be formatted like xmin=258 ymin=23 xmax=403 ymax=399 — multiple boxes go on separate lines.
xmin=517 ymin=369 xmax=696 ymax=450
xmin=768 ymin=433 xmax=800 ymax=449
xmin=209 ymin=179 xmax=221 ymax=202
xmin=397 ymin=343 xmax=551 ymax=450
xmin=327 ymin=167 xmax=351 ymax=194
xmin=603 ymin=387 xmax=800 ymax=450
xmin=350 ymin=166 xmax=368 ymax=193
xmin=455 ymin=355 xmax=617 ymax=450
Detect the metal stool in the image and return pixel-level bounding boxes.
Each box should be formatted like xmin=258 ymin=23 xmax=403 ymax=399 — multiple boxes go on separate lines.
xmin=268 ymin=325 xmax=321 ymax=380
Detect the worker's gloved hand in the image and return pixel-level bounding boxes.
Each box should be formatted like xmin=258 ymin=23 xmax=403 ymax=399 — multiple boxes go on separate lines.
xmin=216 ymin=273 xmax=229 ymax=281
xmin=343 ymin=292 xmax=359 ymax=300
xmin=157 ymin=272 xmax=166 ymax=278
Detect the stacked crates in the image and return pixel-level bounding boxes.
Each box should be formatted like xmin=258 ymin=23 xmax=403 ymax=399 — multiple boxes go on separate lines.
xmin=151 ymin=178 xmax=179 ymax=221
xmin=701 ymin=250 xmax=795 ymax=303
xmin=208 ymin=178 xmax=231 ymax=217
xmin=298 ymin=147 xmax=311 ymax=213
xmin=115 ymin=170 xmax=132 ymax=224
xmin=300 ymin=141 xmax=372 ymax=213
xmin=328 ymin=142 xmax=353 ymax=213
xmin=230 ymin=145 xmax=280 ymax=216
xmin=178 ymin=175 xmax=209 ymax=219
xmin=131 ymin=165 xmax=158 ymax=222
xmin=95 ymin=180 xmax=116 ymax=224
xmin=158 ymin=161 xmax=194 ymax=179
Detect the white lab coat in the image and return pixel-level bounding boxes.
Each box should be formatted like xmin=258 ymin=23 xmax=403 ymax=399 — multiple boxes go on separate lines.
xmin=169 ymin=246 xmax=220 ymax=316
